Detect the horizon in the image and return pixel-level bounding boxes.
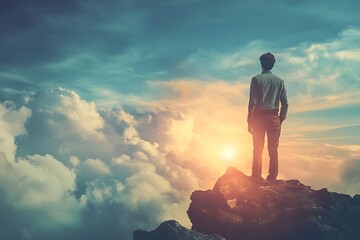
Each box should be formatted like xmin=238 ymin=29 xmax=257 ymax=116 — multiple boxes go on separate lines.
xmin=0 ymin=0 xmax=360 ymax=239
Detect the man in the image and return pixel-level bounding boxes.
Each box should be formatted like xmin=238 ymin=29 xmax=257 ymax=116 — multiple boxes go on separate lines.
xmin=248 ymin=52 xmax=288 ymax=181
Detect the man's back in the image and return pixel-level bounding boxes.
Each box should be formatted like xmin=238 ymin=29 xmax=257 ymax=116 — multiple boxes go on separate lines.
xmin=249 ymin=70 xmax=288 ymax=123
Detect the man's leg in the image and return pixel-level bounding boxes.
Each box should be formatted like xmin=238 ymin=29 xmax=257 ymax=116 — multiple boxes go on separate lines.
xmin=252 ymin=117 xmax=266 ymax=178
xmin=267 ymin=115 xmax=281 ymax=180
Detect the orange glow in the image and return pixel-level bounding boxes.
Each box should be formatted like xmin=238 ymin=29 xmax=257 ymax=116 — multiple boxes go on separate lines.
xmin=139 ymin=80 xmax=254 ymax=185
xmin=220 ymin=146 xmax=237 ymax=161
xmin=132 ymin=79 xmax=353 ymax=192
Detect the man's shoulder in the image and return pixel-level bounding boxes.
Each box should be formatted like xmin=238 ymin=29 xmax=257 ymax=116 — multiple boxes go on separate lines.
xmin=254 ymin=72 xmax=284 ymax=82
xmin=252 ymin=74 xmax=261 ymax=80
xmin=271 ymin=72 xmax=284 ymax=81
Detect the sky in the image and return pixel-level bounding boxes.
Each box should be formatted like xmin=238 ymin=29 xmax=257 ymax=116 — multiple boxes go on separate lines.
xmin=0 ymin=0 xmax=360 ymax=239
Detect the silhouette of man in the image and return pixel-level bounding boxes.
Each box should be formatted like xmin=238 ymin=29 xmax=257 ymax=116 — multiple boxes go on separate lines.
xmin=248 ymin=52 xmax=288 ymax=181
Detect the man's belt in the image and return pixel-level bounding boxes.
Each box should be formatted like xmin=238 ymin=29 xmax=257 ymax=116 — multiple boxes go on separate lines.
xmin=253 ymin=109 xmax=279 ymax=116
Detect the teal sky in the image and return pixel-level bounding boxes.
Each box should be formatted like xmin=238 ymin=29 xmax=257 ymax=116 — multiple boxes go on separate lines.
xmin=1 ymin=0 xmax=359 ymax=98
xmin=0 ymin=1 xmax=360 ymax=239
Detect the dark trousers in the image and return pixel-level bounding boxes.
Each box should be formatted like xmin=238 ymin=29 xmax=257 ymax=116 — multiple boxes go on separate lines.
xmin=251 ymin=114 xmax=281 ymax=179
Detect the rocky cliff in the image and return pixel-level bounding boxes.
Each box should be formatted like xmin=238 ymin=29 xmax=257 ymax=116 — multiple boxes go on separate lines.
xmin=187 ymin=167 xmax=360 ymax=240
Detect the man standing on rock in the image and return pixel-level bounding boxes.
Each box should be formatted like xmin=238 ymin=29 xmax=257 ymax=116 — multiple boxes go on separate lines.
xmin=247 ymin=52 xmax=288 ymax=181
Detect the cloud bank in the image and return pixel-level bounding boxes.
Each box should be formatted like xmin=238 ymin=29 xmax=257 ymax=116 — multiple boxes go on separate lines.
xmin=0 ymin=88 xmax=200 ymax=239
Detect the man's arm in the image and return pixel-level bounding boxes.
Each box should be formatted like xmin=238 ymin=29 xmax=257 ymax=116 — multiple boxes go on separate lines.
xmin=279 ymin=81 xmax=288 ymax=123
xmin=248 ymin=77 xmax=258 ymax=133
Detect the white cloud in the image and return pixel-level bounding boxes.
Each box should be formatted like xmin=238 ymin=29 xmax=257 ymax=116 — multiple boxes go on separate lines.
xmin=117 ymin=109 xmax=137 ymax=126
xmin=324 ymin=144 xmax=360 ymax=158
xmin=56 ymin=88 xmax=105 ymax=139
xmin=0 ymin=87 xmax=202 ymax=239
xmin=80 ymin=158 xmax=111 ymax=177
xmin=16 ymin=88 xmax=114 ymax=161
xmin=332 ymin=158 xmax=360 ymax=196
xmin=0 ymin=154 xmax=83 ymax=239
xmin=0 ymin=101 xmax=31 ymax=162
xmin=278 ymin=29 xmax=360 ymax=112
xmin=163 ymin=116 xmax=194 ymax=154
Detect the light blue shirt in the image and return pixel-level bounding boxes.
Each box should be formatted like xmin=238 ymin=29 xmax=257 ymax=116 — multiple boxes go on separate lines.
xmin=248 ymin=70 xmax=288 ymax=122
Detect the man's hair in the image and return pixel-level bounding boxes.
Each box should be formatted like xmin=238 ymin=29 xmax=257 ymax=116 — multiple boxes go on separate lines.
xmin=259 ymin=52 xmax=276 ymax=70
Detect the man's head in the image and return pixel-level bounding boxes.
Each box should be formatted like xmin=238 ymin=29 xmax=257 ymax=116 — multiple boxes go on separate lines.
xmin=260 ymin=52 xmax=276 ymax=70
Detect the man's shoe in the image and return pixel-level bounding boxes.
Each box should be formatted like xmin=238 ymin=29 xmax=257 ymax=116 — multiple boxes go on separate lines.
xmin=251 ymin=175 xmax=265 ymax=182
xmin=266 ymin=175 xmax=276 ymax=181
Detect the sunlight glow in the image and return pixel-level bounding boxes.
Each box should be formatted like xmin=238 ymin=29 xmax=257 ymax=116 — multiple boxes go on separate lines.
xmin=220 ymin=146 xmax=237 ymax=161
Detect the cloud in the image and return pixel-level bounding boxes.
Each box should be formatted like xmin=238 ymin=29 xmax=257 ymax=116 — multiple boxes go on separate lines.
xmin=331 ymin=158 xmax=360 ymax=196
xmin=55 ymin=88 xmax=105 ymax=138
xmin=77 ymin=158 xmax=111 ymax=188
xmin=340 ymin=158 xmax=360 ymax=184
xmin=0 ymin=87 xmax=206 ymax=239
xmin=324 ymin=144 xmax=360 ymax=158
xmin=0 ymin=154 xmax=83 ymax=240
xmin=277 ymin=28 xmax=360 ymax=112
xmin=0 ymin=101 xmax=84 ymax=239
xmin=16 ymin=88 xmax=111 ymax=160
xmin=0 ymin=101 xmax=31 ymax=162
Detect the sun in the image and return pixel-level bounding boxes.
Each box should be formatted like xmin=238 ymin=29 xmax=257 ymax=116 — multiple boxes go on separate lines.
xmin=220 ymin=146 xmax=237 ymax=161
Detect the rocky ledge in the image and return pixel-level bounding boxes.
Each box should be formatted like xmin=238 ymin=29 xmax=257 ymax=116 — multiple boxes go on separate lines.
xmin=134 ymin=167 xmax=360 ymax=240
xmin=187 ymin=167 xmax=360 ymax=240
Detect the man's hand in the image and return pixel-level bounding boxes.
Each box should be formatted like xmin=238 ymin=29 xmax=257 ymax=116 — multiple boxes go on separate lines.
xmin=248 ymin=124 xmax=253 ymax=134
xmin=247 ymin=116 xmax=253 ymax=134
xmin=279 ymin=116 xmax=285 ymax=125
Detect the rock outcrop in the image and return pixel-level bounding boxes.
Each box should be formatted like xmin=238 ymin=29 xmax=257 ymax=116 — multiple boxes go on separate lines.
xmin=187 ymin=167 xmax=360 ymax=240
xmin=133 ymin=220 xmax=225 ymax=240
